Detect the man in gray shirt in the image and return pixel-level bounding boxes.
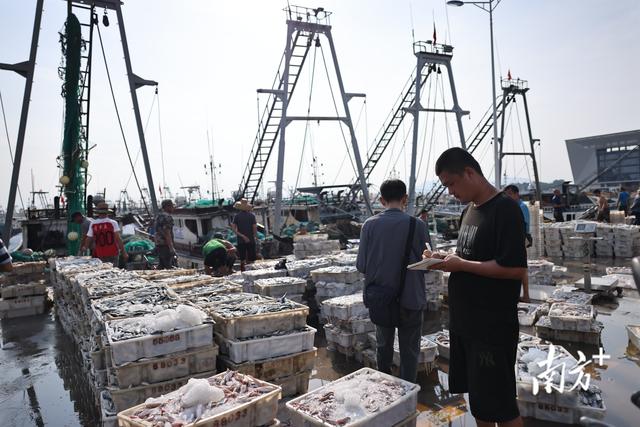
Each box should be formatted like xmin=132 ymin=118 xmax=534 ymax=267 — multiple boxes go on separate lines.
xmin=356 ymin=179 xmax=429 ymax=382
xmin=72 ymin=211 xmax=92 ymax=255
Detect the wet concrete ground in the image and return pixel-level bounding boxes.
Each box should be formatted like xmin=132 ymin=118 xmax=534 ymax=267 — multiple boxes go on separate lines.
xmin=1 ymin=258 xmax=639 ymax=426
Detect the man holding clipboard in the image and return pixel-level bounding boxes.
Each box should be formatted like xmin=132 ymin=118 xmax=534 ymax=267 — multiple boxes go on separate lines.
xmin=424 ymin=148 xmax=527 ymax=427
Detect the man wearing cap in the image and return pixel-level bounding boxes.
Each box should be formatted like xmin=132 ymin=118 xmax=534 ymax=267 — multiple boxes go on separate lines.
xmin=155 ymin=199 xmax=176 ymax=269
xmin=80 ymin=202 xmax=127 ymax=265
xmin=231 ymin=198 xmax=257 ymax=271
xmin=71 ymin=211 xmax=93 ymax=255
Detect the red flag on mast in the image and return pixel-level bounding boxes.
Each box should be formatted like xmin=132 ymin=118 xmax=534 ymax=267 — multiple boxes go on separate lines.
xmin=507 ymin=69 xmax=512 ymax=80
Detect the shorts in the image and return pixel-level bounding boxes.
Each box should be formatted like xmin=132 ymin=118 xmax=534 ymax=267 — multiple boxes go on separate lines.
xmin=237 ymin=241 xmax=256 ymax=262
xmin=449 ymin=333 xmax=519 ymax=423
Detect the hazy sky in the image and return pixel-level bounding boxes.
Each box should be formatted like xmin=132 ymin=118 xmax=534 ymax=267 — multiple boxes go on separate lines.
xmin=1 ymin=0 xmax=639 ymax=208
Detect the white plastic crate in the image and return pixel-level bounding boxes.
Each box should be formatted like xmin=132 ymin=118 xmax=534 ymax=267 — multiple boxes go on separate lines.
xmin=253 ymin=277 xmax=307 ymax=297
xmin=518 ymin=302 xmax=540 ymax=326
xmin=323 ymin=324 xmax=368 ymax=348
xmin=1 ymin=281 xmax=47 ymax=299
xmin=109 ymin=344 xmax=218 ymax=388
xmin=217 ymin=347 xmax=317 ymax=381
xmin=0 ymin=294 xmax=46 ymax=311
xmin=548 ymin=302 xmax=595 ymax=332
xmin=216 ymin=326 xmax=316 ymax=363
xmin=425 ymin=330 xmax=450 ymax=360
xmin=315 ymin=281 xmax=364 ymax=298
xmin=286 ymin=368 xmax=419 ymax=427
xmin=106 ymin=323 xmax=214 ymax=366
xmin=321 ymin=293 xmax=367 ymax=321
xmin=116 ymin=372 xmax=282 ymax=427
xmin=109 ymin=369 xmax=216 ymax=412
xmin=207 ymin=299 xmax=309 ymax=339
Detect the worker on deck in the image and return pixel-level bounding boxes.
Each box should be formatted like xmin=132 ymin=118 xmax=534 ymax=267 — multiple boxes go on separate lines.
xmin=594 ymin=189 xmax=610 ymax=223
xmin=551 ymin=188 xmax=564 ymax=222
xmin=0 ymin=238 xmax=13 ymax=273
xmin=80 ymin=202 xmax=127 ymax=266
xmin=71 ymin=211 xmax=92 ymax=255
xmin=154 ymin=199 xmax=176 ymax=269
xmin=504 ymin=184 xmax=531 ymax=302
xmin=203 ymin=236 xmax=237 ymax=276
xmin=231 ymin=198 xmax=257 ymax=271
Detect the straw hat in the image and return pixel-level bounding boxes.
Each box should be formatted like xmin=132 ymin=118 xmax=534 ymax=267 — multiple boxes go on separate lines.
xmin=233 ymin=198 xmax=253 ymax=211
xmin=95 ymin=202 xmax=110 ymax=214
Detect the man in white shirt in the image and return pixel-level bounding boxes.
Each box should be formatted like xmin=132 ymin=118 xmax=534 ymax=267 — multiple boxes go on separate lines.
xmin=80 ymin=202 xmax=128 ymax=266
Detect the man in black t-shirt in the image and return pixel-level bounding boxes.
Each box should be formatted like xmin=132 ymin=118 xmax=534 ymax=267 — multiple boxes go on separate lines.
xmin=425 ymin=148 xmax=527 ymax=427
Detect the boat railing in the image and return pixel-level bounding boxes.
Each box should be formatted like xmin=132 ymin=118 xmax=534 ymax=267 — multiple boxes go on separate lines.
xmin=501 ymin=78 xmax=528 ymax=91
xmin=413 ymin=41 xmax=454 ymax=56
xmin=283 ymin=5 xmax=332 ymax=25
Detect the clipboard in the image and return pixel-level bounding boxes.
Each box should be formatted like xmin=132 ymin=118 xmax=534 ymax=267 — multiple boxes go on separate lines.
xmin=407 ymin=257 xmax=445 ymax=270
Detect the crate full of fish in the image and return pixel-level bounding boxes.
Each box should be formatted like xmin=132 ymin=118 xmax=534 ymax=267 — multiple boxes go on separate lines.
xmin=170 ymin=280 xmax=242 ymax=298
xmin=518 ymin=302 xmax=541 ymax=326
xmin=215 ymin=326 xmax=316 ymax=364
xmin=204 ymin=293 xmax=309 ymax=340
xmin=252 ymin=277 xmax=307 ymax=297
xmin=91 ymin=284 xmax=181 ymax=326
xmin=321 ymin=293 xmax=368 ymax=321
xmin=534 ymin=316 xmax=603 ymax=346
xmin=241 ymin=269 xmax=288 ymax=285
xmin=516 ymin=343 xmax=581 ymax=407
xmin=286 ymin=258 xmax=333 ymax=278
xmin=117 ymin=371 xmax=281 ymax=427
xmin=425 ymin=329 xmax=450 ymax=360
xmin=311 ymin=266 xmax=362 ymax=284
xmin=315 ymin=281 xmax=364 ymax=299
xmin=287 ymin=367 xmax=419 ymax=427
xmin=548 ymin=302 xmax=595 ymax=332
xmin=106 ymin=304 xmax=214 ymax=366
xmin=218 ymin=348 xmax=316 ymax=382
xmin=324 ymin=324 xmax=369 ymax=349
xmin=109 ymin=344 xmax=219 ymax=388
xmin=546 ymin=286 xmax=594 ymax=305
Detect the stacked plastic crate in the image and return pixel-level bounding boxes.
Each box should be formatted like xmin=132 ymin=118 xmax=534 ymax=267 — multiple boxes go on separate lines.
xmin=364 ymin=331 xmax=438 ymax=375
xmin=534 ymin=297 xmax=603 ymax=345
xmin=310 ymin=266 xmax=364 ymax=309
xmin=424 ymin=270 xmax=445 ymax=311
xmin=292 ymin=233 xmax=341 ymax=259
xmin=322 ymin=292 xmax=374 ymax=359
xmin=595 ymin=223 xmax=614 ymax=257
xmin=527 ymin=259 xmax=554 ymax=286
xmin=0 ymin=261 xmax=49 ymax=319
xmin=516 ymin=343 xmax=606 ymax=423
xmin=560 ymin=223 xmax=594 ymax=258
xmin=527 ymin=201 xmax=544 ymax=259
xmin=252 ymin=276 xmax=307 ymax=304
xmin=612 ymin=224 xmax=640 ymax=257
xmin=241 ymin=268 xmax=288 ymax=292
xmin=542 ymin=224 xmax=564 ymax=257
xmin=285 ymin=257 xmax=332 ymax=279
xmin=205 ymin=293 xmax=316 ymax=398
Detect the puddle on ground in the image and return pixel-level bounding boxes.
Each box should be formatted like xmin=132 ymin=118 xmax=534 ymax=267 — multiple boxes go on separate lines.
xmin=1 ymin=257 xmax=639 ymax=426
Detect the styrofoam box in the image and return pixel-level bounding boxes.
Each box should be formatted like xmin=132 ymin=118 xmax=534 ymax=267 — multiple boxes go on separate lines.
xmin=548 ymin=303 xmax=595 ymax=332
xmin=106 ymin=323 xmax=214 ymax=366
xmin=315 ymin=281 xmax=364 ymax=298
xmin=117 ymin=372 xmax=281 ymax=427
xmin=110 ymin=369 xmax=216 ymax=412
xmin=286 ymin=368 xmax=419 ymax=427
xmin=109 ymin=344 xmax=218 ymax=388
xmin=208 ymin=300 xmax=309 ymax=339
xmin=253 ymin=277 xmax=307 ymax=297
xmin=217 ymin=348 xmax=316 ymax=381
xmin=215 ymin=326 xmax=316 ymax=363
xmin=321 ymin=293 xmax=367 ymax=321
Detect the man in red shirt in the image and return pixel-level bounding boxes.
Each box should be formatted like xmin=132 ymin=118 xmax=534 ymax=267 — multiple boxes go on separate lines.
xmin=80 ymin=202 xmax=128 ymax=266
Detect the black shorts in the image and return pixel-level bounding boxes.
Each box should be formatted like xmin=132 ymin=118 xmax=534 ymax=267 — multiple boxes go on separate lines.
xmin=237 ymin=241 xmax=256 ymax=262
xmin=449 ymin=333 xmax=519 ymax=423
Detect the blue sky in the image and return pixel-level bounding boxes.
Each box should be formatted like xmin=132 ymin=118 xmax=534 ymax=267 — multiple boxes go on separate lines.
xmin=1 ymin=0 xmax=639 ymax=208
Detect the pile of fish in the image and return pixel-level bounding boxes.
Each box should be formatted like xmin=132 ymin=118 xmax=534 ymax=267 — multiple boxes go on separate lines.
xmin=122 ymin=371 xmax=279 ymax=426
xmin=107 ymin=304 xmax=208 ymax=341
xmin=92 ymin=284 xmax=182 ymax=324
xmin=287 ymin=368 xmax=418 ymax=426
xmin=171 ymin=280 xmax=242 ymax=299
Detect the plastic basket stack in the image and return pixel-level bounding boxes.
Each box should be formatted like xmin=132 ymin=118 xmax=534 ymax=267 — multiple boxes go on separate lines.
xmin=205 ymin=292 xmax=316 ymax=398
xmin=527 ymin=202 xmax=544 ymax=259
xmin=252 ymin=276 xmax=307 ymax=304
xmin=424 ymin=270 xmax=445 ymax=311
xmin=322 ymin=292 xmax=374 ymax=359
xmin=595 ymin=223 xmax=614 ymax=257
xmin=612 ymin=224 xmax=640 ymax=257
xmin=516 ymin=343 xmax=606 ymax=424
xmin=0 ymin=261 xmax=49 ymax=319
xmin=310 ymin=266 xmax=364 ymax=308
xmin=292 ymin=233 xmax=341 ymax=259
xmin=527 ymin=259 xmax=554 ymax=286
xmin=49 ymin=258 xmax=233 ymax=426
xmin=542 ymin=224 xmax=564 ymax=257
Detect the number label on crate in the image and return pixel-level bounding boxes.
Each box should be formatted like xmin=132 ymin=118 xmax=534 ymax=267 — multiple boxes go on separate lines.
xmin=152 ymin=356 xmax=187 ymax=370
xmin=211 ymin=408 xmax=249 ymax=426
xmin=152 ymin=333 xmax=181 ymax=345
